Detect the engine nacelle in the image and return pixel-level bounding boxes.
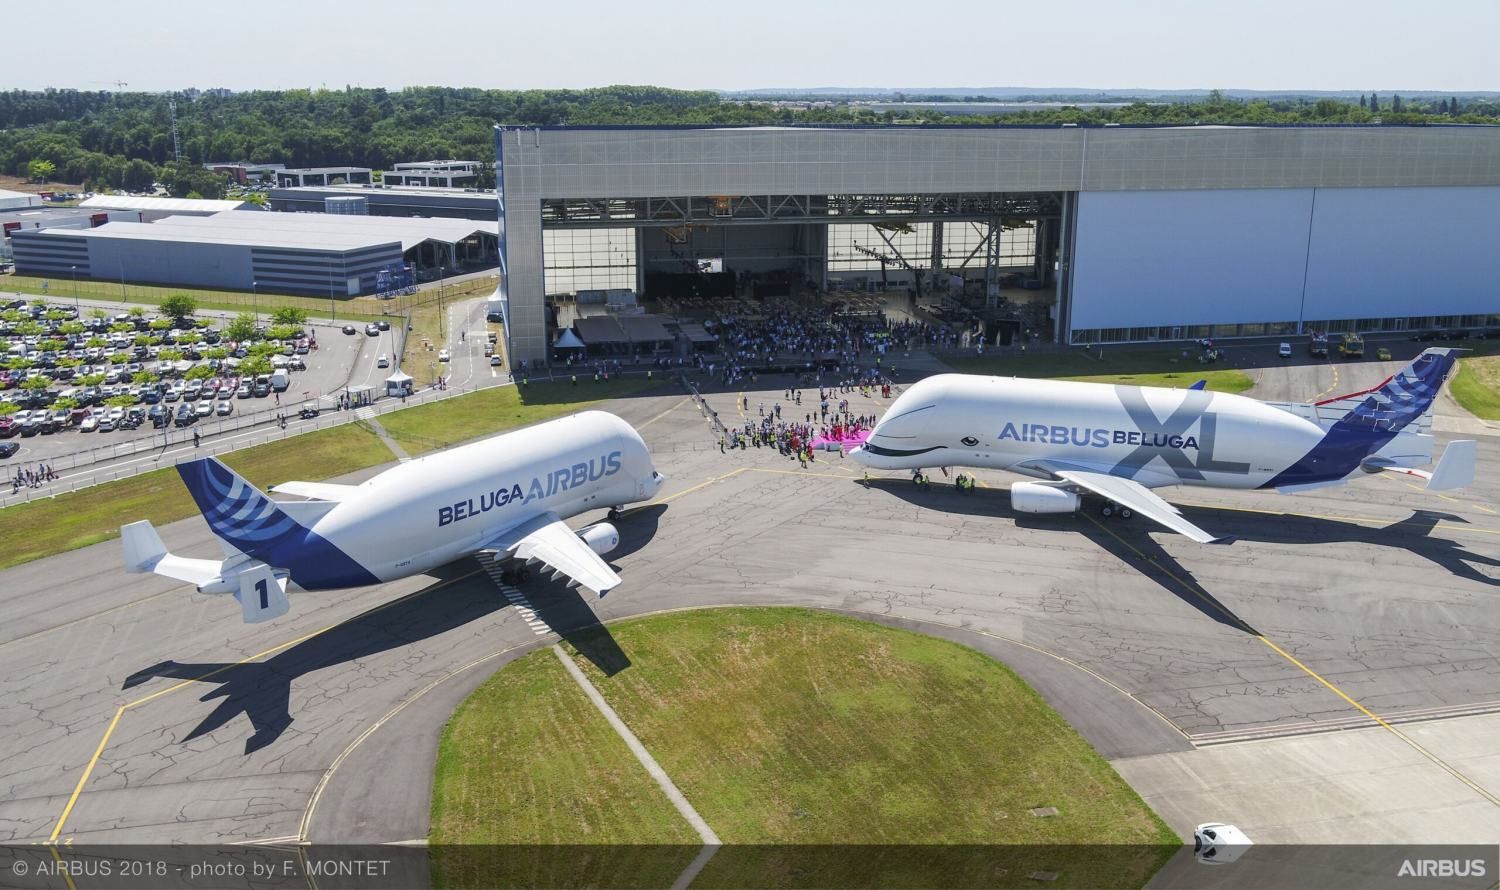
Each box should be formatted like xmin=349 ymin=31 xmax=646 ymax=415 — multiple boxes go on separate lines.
xmin=578 ymin=522 xmax=620 ymax=557
xmin=1010 ymin=481 xmax=1081 ymax=515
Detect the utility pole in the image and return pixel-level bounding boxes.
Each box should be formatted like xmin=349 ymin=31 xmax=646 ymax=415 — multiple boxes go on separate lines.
xmin=169 ymin=100 xmax=181 ymax=163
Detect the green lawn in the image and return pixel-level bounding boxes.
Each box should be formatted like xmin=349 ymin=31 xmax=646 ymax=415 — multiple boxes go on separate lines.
xmin=431 ymin=607 xmax=1174 ymax=888
xmin=945 ymin=350 xmax=1255 ymax=394
xmin=431 ymin=648 xmax=699 ymax=845
xmin=3 ymin=273 xmax=388 ymax=323
xmin=378 ymin=377 xmax=666 ymax=455
xmin=1450 ymin=356 xmax=1500 ymax=420
xmin=0 ymin=424 xmax=394 ymax=569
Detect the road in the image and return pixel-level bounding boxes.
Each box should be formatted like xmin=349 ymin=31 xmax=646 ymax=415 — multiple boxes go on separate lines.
xmin=0 ymin=356 xmax=1496 ymax=854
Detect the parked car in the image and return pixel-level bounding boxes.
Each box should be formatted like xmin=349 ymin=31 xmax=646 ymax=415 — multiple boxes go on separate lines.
xmin=237 ymin=383 xmax=253 ymax=399
xmin=438 ymin=349 xmax=451 ymax=362
xmin=194 ymin=400 xmax=214 ymax=418
xmin=342 ymin=325 xmax=357 ymax=335
xmin=215 ymin=400 xmax=233 ymax=416
xmin=174 ymin=404 xmax=196 ymax=427
xmin=377 ymin=320 xmax=390 ymax=331
xmin=1194 ymin=823 xmax=1253 ymax=865
xmin=490 ymin=355 xmax=502 ymax=366
xmin=79 ymin=415 xmax=98 ymax=432
xmin=0 ymin=442 xmax=18 ymax=459
xmin=364 ymin=324 xmax=379 ymax=336
xmin=1277 ymin=342 xmax=1291 ymax=358
xmin=1376 ymin=346 xmax=1393 ymax=361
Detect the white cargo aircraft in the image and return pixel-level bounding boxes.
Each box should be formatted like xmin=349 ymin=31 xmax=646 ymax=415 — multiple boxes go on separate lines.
xmin=121 ymin=411 xmax=665 ymax=623
xmin=851 ymin=348 xmax=1475 ymax=543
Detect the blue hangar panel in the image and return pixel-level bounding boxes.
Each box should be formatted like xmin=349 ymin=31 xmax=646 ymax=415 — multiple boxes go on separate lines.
xmin=1303 ymin=186 xmax=1500 ymax=322
xmin=1069 ymin=188 xmax=1315 ymax=331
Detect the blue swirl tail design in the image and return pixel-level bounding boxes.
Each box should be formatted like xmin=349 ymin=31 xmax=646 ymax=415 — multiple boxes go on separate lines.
xmin=175 ymin=458 xmax=379 ymax=590
xmin=1264 ymin=348 xmax=1460 ymax=489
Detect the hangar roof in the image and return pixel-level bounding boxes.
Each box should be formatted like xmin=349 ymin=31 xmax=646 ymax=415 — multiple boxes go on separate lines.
xmin=28 ymin=212 xmax=499 ymax=253
xmin=80 ymin=195 xmax=256 ymax=213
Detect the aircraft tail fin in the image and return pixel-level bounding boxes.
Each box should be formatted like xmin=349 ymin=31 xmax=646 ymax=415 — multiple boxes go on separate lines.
xmin=1326 ymin=348 xmax=1461 ymax=434
xmin=176 ymin=458 xmax=307 ymax=562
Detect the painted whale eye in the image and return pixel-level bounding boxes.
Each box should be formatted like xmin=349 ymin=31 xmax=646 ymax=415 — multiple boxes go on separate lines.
xmin=961 ymin=436 xmax=979 ymax=447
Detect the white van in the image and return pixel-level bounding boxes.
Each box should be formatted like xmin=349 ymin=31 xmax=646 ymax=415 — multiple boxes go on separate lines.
xmin=269 ymin=371 xmax=290 ymax=392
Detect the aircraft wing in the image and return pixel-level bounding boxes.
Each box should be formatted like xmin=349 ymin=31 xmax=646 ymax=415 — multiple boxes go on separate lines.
xmin=1039 ymin=465 xmax=1233 ymax=545
xmin=268 ymin=481 xmax=359 ymax=501
xmin=481 ymin=514 xmax=622 ymax=596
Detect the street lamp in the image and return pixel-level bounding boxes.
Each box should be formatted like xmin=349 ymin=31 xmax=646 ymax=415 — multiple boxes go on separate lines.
xmin=70 ymin=265 xmax=79 ymax=312
xmin=251 ymin=280 xmax=258 ymax=323
xmin=437 ymin=265 xmax=446 ymax=341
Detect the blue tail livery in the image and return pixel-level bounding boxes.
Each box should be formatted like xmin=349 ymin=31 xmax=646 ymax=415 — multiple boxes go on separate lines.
xmin=175 ymin=458 xmax=378 ymax=590
xmin=1265 ymin=348 xmax=1460 ymax=489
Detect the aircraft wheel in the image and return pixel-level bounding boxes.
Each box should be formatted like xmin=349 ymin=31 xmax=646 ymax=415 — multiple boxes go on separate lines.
xmin=1119 ymin=507 xmax=1134 ymax=520
xmin=912 ymin=472 xmax=925 ymax=486
xmin=608 ymin=507 xmax=622 ymax=520
xmin=516 ymin=567 xmax=532 ymax=583
xmin=1100 ymin=503 xmax=1114 ymax=518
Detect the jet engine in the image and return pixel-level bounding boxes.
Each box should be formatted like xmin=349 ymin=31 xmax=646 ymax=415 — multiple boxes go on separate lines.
xmin=578 ymin=522 xmax=620 ymax=556
xmin=1010 ymin=481 xmax=1081 ymax=514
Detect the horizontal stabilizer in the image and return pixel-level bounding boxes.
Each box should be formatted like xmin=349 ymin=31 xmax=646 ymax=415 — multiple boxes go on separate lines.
xmin=1427 ymin=440 xmax=1476 ymax=491
xmin=120 ymin=520 xmax=225 ymax=587
xmin=269 ymin=481 xmax=359 ymax=502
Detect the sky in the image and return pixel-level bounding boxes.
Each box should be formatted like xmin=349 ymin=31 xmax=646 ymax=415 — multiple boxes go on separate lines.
xmin=6 ymin=0 xmax=1494 ymax=93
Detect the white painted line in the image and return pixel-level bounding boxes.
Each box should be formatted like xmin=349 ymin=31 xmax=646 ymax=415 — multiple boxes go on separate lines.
xmin=551 ymin=645 xmax=721 ymax=846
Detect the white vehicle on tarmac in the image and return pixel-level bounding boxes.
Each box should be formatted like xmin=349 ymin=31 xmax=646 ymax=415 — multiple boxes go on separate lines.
xmin=1194 ymin=822 xmax=1253 ymax=864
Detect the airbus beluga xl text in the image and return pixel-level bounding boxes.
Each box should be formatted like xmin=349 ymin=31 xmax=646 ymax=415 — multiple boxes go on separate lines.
xmin=121 ymin=411 xmax=665 ymax=623
xmin=852 ymin=348 xmax=1475 ymax=543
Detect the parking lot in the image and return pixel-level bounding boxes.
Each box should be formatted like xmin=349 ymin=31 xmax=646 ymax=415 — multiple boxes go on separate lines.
xmin=0 ymin=294 xmax=398 ymax=477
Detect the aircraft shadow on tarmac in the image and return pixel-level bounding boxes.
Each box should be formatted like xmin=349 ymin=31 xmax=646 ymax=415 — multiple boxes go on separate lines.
xmin=116 ymin=508 xmax=669 ymax=754
xmin=869 ymin=481 xmax=1500 ymax=632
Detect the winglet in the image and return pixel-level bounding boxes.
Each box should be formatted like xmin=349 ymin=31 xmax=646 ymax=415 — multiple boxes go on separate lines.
xmin=1209 ymin=535 xmax=1238 ymax=546
xmin=1427 ymin=439 xmax=1476 ymax=491
xmin=1189 ymin=379 xmax=1207 ymax=391
xmin=121 ymin=520 xmax=168 ymax=573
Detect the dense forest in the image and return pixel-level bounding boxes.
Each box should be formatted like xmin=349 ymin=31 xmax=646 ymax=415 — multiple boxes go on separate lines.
xmin=1 ymin=85 xmax=1495 ymax=199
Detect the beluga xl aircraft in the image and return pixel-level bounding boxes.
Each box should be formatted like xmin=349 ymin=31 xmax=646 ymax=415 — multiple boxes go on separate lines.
xmin=852 ymin=348 xmax=1475 ymax=543
xmin=121 ymin=411 xmax=665 ymax=623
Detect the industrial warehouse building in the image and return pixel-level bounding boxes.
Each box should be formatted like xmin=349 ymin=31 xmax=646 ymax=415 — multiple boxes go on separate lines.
xmin=78 ymin=194 xmax=266 ymax=221
xmin=269 ymin=183 xmax=496 ymax=220
xmin=490 ymin=124 xmax=1500 ymax=364
xmin=11 ymin=212 xmax=498 ymax=296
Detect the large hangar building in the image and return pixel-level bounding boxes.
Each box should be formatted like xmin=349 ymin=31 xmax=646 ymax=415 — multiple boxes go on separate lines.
xmin=492 ymin=123 xmax=1500 ymax=364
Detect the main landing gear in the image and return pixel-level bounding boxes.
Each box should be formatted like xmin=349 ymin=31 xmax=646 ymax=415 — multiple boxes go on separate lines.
xmin=608 ymin=506 xmax=623 ymax=520
xmin=499 ymin=566 xmax=533 ymax=585
xmin=1098 ymin=501 xmax=1134 ymax=520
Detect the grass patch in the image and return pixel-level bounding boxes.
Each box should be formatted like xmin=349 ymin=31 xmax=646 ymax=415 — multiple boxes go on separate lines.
xmin=945 ymin=350 xmax=1255 ymax=393
xmin=401 ymin=302 xmax=444 ymax=388
xmin=0 ymin=424 xmax=394 ymax=569
xmin=430 ymin=649 xmax=698 ymax=846
xmin=1450 ymin=356 xmax=1500 ymax=420
xmin=431 ymin=608 xmax=1174 ymax=887
xmin=2 ymin=273 xmax=387 ymax=323
xmin=379 ymin=377 xmax=665 ymax=455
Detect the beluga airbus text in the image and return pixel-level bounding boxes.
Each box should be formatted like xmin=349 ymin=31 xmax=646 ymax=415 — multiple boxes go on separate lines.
xmin=851 ymin=348 xmax=1475 ymax=543
xmin=121 ymin=411 xmax=665 ymax=623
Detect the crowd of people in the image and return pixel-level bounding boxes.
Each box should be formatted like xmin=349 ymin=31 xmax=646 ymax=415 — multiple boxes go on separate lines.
xmin=9 ymin=464 xmax=58 ymax=493
xmin=718 ymin=385 xmax=885 ymax=468
xmin=706 ymin=306 xmax=949 ymax=372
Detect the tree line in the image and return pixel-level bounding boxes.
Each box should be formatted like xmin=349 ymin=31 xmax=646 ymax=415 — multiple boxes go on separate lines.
xmin=2 ymin=85 xmax=1496 ymax=199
